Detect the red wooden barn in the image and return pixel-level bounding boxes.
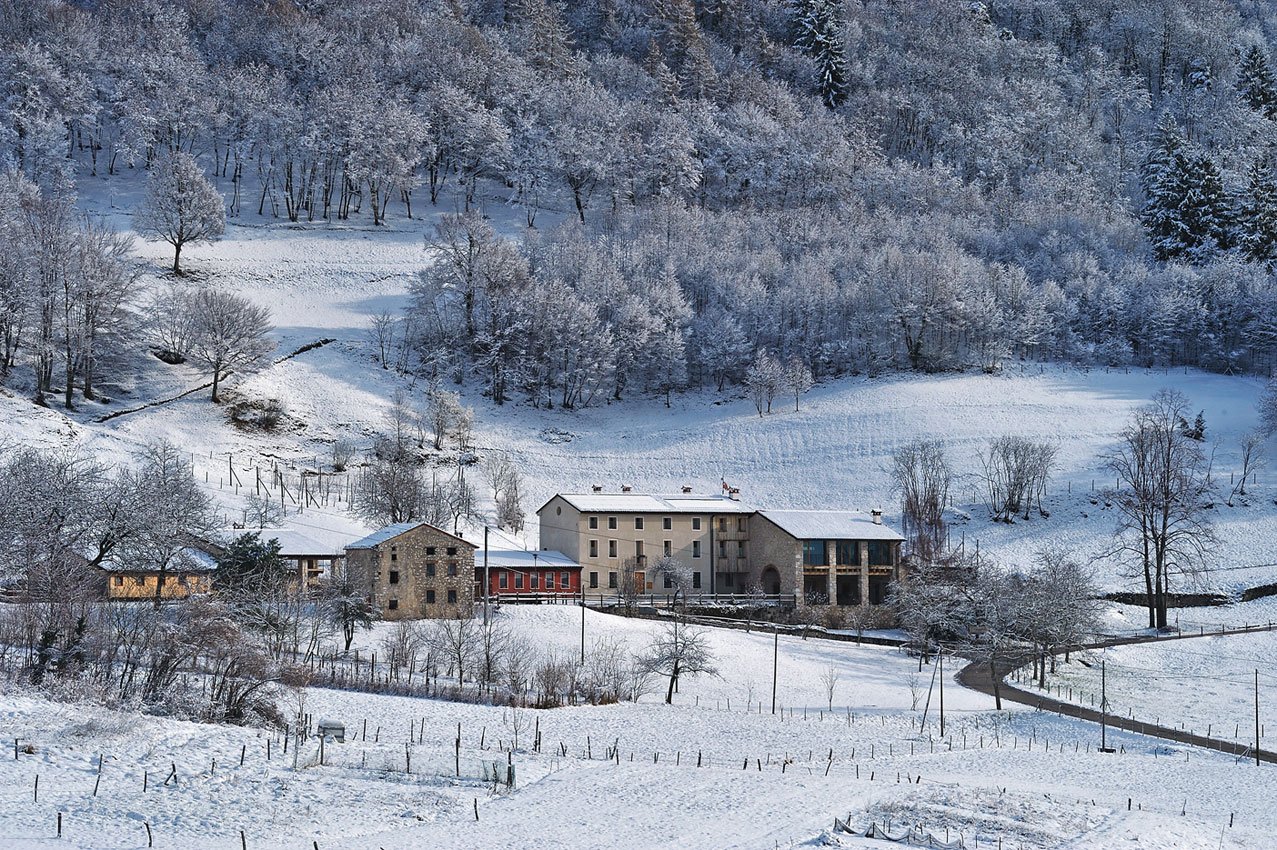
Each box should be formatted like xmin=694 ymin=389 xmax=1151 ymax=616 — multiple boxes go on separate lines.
xmin=475 ymin=549 xmax=582 ymax=599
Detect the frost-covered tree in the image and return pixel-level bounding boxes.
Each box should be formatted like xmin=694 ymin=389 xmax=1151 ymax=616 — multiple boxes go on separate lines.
xmin=744 ymin=350 xmax=782 ymax=416
xmin=782 ymin=357 xmax=813 ymax=411
xmin=1260 ymin=380 xmax=1277 ymax=436
xmin=638 ymin=619 xmax=717 ymax=704
xmin=137 ymin=151 xmax=225 ymax=274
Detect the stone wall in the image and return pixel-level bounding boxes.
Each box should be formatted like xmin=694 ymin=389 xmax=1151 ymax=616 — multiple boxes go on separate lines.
xmin=346 ymin=524 xmax=475 ymax=620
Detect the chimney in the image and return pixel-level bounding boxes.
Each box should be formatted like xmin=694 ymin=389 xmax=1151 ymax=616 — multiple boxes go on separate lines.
xmin=592 ymin=485 xmax=603 ymax=493
xmin=621 ymin=485 xmax=632 ymax=493
xmin=871 ymin=509 xmax=883 ymax=525
xmin=728 ymin=488 xmax=740 ymax=501
xmin=681 ymin=486 xmax=693 ymax=494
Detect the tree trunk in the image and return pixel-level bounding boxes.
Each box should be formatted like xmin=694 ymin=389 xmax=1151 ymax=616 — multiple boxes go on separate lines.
xmin=173 ymin=242 xmax=182 ymax=275
xmin=665 ymin=659 xmax=680 ymax=704
xmin=210 ymin=368 xmax=221 ymax=403
xmin=989 ymin=655 xmax=1002 ymax=711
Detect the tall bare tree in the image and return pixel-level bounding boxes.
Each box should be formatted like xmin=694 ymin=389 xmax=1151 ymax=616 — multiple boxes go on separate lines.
xmin=892 ymin=438 xmax=950 ymax=562
xmin=1105 ymin=389 xmax=1216 ymax=630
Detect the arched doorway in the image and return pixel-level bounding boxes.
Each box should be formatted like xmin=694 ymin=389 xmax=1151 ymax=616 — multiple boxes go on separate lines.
xmin=761 ymin=566 xmax=781 ymax=595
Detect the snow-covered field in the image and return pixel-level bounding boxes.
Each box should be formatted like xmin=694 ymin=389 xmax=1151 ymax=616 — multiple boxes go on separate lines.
xmin=3 ymin=606 xmax=1277 ymax=850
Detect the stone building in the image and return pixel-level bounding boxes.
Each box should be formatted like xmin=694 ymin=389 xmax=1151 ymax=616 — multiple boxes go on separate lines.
xmin=750 ymin=509 xmax=903 ymax=605
xmin=537 ymin=489 xmax=904 ymax=608
xmin=537 ymin=489 xmax=753 ymax=595
xmin=344 ymin=521 xmax=476 ymax=620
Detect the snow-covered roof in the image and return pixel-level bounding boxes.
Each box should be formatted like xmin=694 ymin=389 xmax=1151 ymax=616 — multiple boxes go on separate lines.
xmin=258 ymin=528 xmax=343 ymax=557
xmin=345 ymin=521 xmax=474 ymax=550
xmin=543 ymin=493 xmax=753 ymax=514
xmin=101 ymin=546 xmax=218 ymax=573
xmin=758 ymin=511 xmax=904 ymax=542
xmin=218 ymin=528 xmax=343 ymax=557
xmin=474 ymin=549 xmax=581 ymax=569
xmin=345 ymin=522 xmax=427 ymax=550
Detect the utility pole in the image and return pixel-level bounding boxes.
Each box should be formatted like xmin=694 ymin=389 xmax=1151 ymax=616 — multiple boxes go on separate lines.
xmin=483 ymin=527 xmax=490 ymax=626
xmin=1099 ymin=658 xmax=1113 ymax=753
xmin=938 ymin=650 xmax=945 ymax=739
xmin=1257 ymin=668 xmax=1262 ymax=767
xmin=771 ymin=625 xmax=779 ymax=715
xmin=580 ymin=587 xmax=586 ymax=666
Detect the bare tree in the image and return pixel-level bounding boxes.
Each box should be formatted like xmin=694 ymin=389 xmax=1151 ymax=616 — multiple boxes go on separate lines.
xmin=977 ymin=435 xmax=1056 ymax=522
xmin=484 ymin=453 xmax=524 ymax=532
xmin=819 ymin=664 xmax=839 ymax=710
xmin=353 ymin=453 xmax=429 ymax=525
xmin=186 ymin=289 xmax=275 ymax=402
xmin=892 ymin=439 xmax=951 ymax=563
xmin=430 ymin=615 xmax=479 ymax=685
xmin=1105 ymin=389 xmax=1217 ymax=630
xmin=137 ymin=150 xmax=226 ymax=274
xmin=367 ymin=311 xmax=397 ymax=369
xmin=1230 ymin=431 xmax=1266 ymax=503
xmin=638 ymin=619 xmax=718 ymax=704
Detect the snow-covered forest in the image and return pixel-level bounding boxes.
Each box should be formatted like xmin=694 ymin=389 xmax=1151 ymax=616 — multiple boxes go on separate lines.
xmin=5 ymin=1 xmax=1277 ymax=411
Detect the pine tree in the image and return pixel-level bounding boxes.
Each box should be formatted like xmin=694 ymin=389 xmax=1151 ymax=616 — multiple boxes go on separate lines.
xmin=1236 ymin=45 xmax=1277 ymax=118
xmin=792 ymin=0 xmax=849 ymax=109
xmin=1177 ymin=153 xmax=1233 ymax=263
xmin=1238 ymin=157 xmax=1277 ymax=262
xmin=1140 ymin=116 xmax=1233 ymax=264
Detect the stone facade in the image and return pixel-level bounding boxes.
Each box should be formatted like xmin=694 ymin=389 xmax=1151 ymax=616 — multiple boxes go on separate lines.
xmin=750 ymin=513 xmax=902 ymax=608
xmin=345 ymin=522 xmax=476 ymax=620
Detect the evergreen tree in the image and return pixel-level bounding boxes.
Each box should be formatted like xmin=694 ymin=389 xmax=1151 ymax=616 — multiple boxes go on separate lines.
xmin=1236 ymin=45 xmax=1277 ymax=118
xmin=792 ymin=0 xmax=849 ymax=109
xmin=1238 ymin=157 xmax=1277 ymax=262
xmin=215 ymin=532 xmax=288 ymax=599
xmin=1140 ymin=116 xmax=1232 ymax=264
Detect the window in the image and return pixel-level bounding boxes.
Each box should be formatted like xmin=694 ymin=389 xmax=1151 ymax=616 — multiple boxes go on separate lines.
xmin=663 ymin=517 xmax=672 ymax=530
xmin=692 ymin=540 xmax=701 ymax=558
xmin=113 ymin=575 xmax=123 ymax=586
xmin=738 ymin=517 xmax=747 ymax=532
xmin=426 ymin=546 xmax=436 ymax=556
xmin=737 ymin=541 xmax=746 ymax=558
xmin=589 ymin=571 xmax=599 ymax=588
xmin=134 ymin=575 xmax=145 ymax=586
xmin=447 ymin=563 xmax=458 ymax=577
xmin=426 ymin=589 xmax=436 ymax=603
xmin=608 ymin=540 xmax=617 ymax=558
xmin=803 ymin=540 xmax=828 ymax=567
xmin=608 ymin=516 xmax=618 ymax=530
xmin=718 ymin=541 xmax=727 ymax=558
xmin=718 ymin=518 xmax=727 ymax=532
xmin=389 ymin=570 xmax=399 ymax=585
xmin=635 ymin=540 xmax=644 ymax=558
xmin=663 ymin=574 xmax=673 ymax=589
xmin=426 ymin=563 xmax=436 ymax=577
xmin=837 ymin=541 xmax=860 ymax=566
xmin=723 ymin=572 xmax=735 ymax=588
xmin=531 ymin=573 xmax=539 ymax=589
xmin=546 ymin=573 xmax=555 ymax=589
xmin=447 ymin=547 xmax=457 ymax=556
xmin=499 ymin=573 xmax=508 ymax=589
xmin=515 ymin=574 xmax=524 ymax=589
xmin=692 ymin=517 xmax=701 ymax=531
xmin=561 ymin=571 xmax=571 ymax=588
xmin=663 ymin=540 xmax=672 ymax=557
xmin=589 ymin=516 xmax=598 ymax=529
xmin=608 ymin=572 xmax=618 ymax=589
xmin=635 ymin=517 xmax=644 ymax=530
xmin=447 ymin=589 xmax=457 ymax=604
xmin=388 ymin=599 xmax=398 ymax=611
xmin=692 ymin=572 xmax=702 ymax=589
xmin=390 ymin=552 xmax=397 ymax=562
xmin=589 ymin=539 xmax=599 ymax=558
xmin=868 ymin=541 xmax=893 ymax=565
